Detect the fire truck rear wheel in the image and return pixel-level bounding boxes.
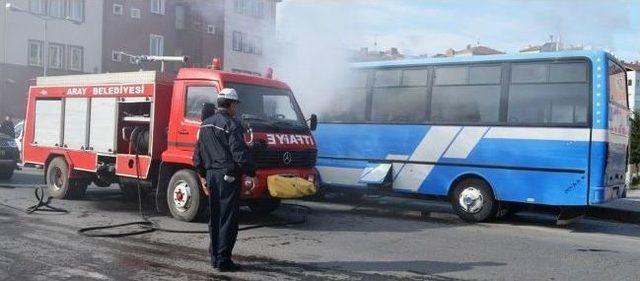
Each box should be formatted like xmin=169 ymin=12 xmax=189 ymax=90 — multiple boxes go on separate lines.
xmin=167 ymin=169 xmax=207 ymax=222
xmin=247 ymin=199 xmax=281 ymax=215
xmin=46 ymin=157 xmax=87 ymax=200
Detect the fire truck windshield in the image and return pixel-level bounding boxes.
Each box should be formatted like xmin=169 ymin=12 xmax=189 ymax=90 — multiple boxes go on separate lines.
xmin=226 ymin=83 xmax=305 ymax=127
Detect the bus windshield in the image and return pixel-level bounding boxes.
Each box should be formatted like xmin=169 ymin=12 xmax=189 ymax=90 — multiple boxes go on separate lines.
xmin=226 ymin=83 xmax=305 ymax=127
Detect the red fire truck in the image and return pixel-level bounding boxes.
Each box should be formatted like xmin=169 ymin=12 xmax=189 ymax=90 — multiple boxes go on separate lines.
xmin=22 ymin=58 xmax=319 ymax=222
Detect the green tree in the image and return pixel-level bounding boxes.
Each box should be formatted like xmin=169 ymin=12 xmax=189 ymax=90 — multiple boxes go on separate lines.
xmin=630 ymin=111 xmax=640 ymax=175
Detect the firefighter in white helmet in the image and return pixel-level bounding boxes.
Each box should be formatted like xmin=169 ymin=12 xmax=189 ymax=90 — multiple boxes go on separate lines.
xmin=193 ymin=88 xmax=255 ymax=272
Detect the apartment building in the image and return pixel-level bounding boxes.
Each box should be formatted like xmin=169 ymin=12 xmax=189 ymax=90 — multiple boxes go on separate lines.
xmin=0 ymin=0 xmax=103 ymax=118
xmin=102 ymin=0 xmax=224 ymax=73
xmin=627 ymin=63 xmax=640 ymax=112
xmin=0 ymin=0 xmax=279 ymax=118
xmin=223 ymin=0 xmax=279 ymax=75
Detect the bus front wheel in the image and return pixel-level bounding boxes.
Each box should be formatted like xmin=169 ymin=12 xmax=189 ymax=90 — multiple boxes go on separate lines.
xmin=451 ymin=178 xmax=497 ymax=223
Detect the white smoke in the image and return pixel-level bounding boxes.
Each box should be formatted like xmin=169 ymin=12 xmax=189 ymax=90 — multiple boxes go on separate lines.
xmin=269 ymin=1 xmax=364 ymax=117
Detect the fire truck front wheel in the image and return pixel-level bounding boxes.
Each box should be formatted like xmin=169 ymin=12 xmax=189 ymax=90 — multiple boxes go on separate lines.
xmin=46 ymin=157 xmax=87 ymax=199
xmin=167 ymin=169 xmax=207 ymax=222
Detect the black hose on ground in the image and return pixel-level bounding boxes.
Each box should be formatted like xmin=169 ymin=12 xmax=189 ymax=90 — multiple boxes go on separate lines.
xmin=77 ymin=127 xmax=311 ymax=238
xmin=0 ymin=186 xmax=69 ymax=214
xmin=26 ymin=186 xmax=69 ymax=214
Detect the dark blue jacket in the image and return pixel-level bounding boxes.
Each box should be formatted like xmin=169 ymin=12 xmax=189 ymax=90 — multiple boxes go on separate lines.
xmin=193 ymin=109 xmax=256 ymax=178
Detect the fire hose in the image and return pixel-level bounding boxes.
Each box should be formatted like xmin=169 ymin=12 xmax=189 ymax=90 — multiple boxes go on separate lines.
xmin=0 ymin=185 xmax=68 ymax=214
xmin=76 ymin=127 xmax=311 ymax=238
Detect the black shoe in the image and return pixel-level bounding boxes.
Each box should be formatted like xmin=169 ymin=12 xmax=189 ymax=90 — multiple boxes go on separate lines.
xmin=217 ymin=261 xmax=241 ymax=272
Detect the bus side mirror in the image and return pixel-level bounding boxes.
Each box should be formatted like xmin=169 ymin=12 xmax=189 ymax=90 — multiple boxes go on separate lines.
xmin=308 ymin=114 xmax=318 ymax=131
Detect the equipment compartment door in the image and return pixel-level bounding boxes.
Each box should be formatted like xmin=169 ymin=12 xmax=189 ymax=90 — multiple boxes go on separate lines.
xmin=34 ymin=99 xmax=63 ymax=147
xmin=89 ymin=98 xmax=118 ymax=153
xmin=63 ymin=98 xmax=89 ymax=150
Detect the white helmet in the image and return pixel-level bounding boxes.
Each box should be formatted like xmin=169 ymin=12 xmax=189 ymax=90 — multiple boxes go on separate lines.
xmin=219 ymin=88 xmax=240 ymax=103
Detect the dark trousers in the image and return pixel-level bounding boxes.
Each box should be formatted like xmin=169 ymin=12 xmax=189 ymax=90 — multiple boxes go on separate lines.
xmin=206 ymin=169 xmax=241 ymax=266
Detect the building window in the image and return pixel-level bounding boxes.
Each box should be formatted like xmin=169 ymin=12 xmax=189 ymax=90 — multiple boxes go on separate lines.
xmin=232 ymin=31 xmax=262 ymax=55
xmin=68 ymin=45 xmax=83 ymax=71
xmin=149 ymin=34 xmax=164 ymax=56
xmin=113 ymin=4 xmax=123 ymax=15
xmin=255 ymin=37 xmax=263 ymax=55
xmin=175 ymin=5 xmax=186 ymax=29
xmin=192 ymin=15 xmax=202 ymax=31
xmin=49 ymin=43 xmax=65 ymax=69
xmin=207 ymin=25 xmax=216 ymax=35
xmin=235 ymin=0 xmax=264 ymax=18
xmin=232 ymin=31 xmax=243 ymax=52
xmin=150 ymin=0 xmax=165 ymax=15
xmin=112 ymin=51 xmax=122 ymax=62
xmin=131 ymin=8 xmax=141 ymax=19
xmin=29 ymin=0 xmax=46 ymax=15
xmin=234 ymin=0 xmax=246 ymax=14
xmin=48 ymin=0 xmax=65 ymax=18
xmin=28 ymin=40 xmax=44 ymax=66
xmin=252 ymin=0 xmax=264 ymax=18
xmin=243 ymin=38 xmax=254 ymax=54
xmin=67 ymin=0 xmax=84 ymax=22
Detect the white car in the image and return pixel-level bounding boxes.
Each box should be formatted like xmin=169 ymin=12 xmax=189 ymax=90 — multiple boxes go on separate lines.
xmin=14 ymin=121 xmax=23 ymax=153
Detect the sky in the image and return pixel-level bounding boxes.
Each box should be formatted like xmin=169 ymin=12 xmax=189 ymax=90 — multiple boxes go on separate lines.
xmin=276 ymin=0 xmax=640 ymax=61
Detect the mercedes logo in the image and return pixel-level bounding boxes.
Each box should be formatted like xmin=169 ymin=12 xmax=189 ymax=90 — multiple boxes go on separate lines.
xmin=282 ymin=152 xmax=293 ymax=165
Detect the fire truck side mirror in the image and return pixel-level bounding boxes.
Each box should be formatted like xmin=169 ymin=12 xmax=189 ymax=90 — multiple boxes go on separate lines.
xmin=308 ymin=114 xmax=318 ymax=131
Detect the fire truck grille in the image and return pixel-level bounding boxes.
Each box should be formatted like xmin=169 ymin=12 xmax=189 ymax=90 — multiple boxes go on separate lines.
xmin=252 ymin=150 xmax=317 ymax=168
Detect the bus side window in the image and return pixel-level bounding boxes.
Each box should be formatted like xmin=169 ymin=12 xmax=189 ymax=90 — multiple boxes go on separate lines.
xmin=508 ymin=61 xmax=588 ymax=125
xmin=430 ymin=65 xmax=501 ymax=124
xmin=371 ymin=68 xmax=428 ymax=123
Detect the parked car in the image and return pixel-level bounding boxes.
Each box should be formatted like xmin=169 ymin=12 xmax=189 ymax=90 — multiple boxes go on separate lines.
xmin=14 ymin=121 xmax=23 ymax=154
xmin=0 ymin=133 xmax=18 ymax=180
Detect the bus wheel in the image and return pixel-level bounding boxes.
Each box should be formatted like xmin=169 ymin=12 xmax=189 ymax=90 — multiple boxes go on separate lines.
xmin=247 ymin=199 xmax=281 ymax=215
xmin=167 ymin=169 xmax=206 ymax=222
xmin=451 ymin=178 xmax=497 ymax=223
xmin=46 ymin=157 xmax=87 ymax=199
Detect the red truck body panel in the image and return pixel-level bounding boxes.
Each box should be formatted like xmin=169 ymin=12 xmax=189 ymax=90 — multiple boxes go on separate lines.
xmin=22 ymin=69 xmax=317 ymax=201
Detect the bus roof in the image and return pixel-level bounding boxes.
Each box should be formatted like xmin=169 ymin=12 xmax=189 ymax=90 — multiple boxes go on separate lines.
xmin=352 ymin=50 xmax=613 ymax=69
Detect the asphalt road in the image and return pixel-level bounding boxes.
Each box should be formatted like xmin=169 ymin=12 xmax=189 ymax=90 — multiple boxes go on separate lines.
xmin=1 ymin=168 xmax=640 ymax=281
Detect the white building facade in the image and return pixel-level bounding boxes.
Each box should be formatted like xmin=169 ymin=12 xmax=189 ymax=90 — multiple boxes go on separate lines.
xmin=628 ymin=71 xmax=640 ymax=112
xmin=0 ymin=0 xmax=103 ymax=118
xmin=223 ymin=0 xmax=279 ymax=75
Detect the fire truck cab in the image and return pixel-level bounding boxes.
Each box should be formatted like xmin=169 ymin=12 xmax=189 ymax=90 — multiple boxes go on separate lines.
xmin=22 ymin=65 xmax=318 ymax=222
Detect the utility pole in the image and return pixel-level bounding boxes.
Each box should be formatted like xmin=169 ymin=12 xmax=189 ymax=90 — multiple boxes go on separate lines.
xmin=1 ymin=0 xmax=8 ymax=116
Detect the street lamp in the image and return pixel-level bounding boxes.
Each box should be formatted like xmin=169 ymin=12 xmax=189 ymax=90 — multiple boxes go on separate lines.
xmin=5 ymin=2 xmax=78 ymax=76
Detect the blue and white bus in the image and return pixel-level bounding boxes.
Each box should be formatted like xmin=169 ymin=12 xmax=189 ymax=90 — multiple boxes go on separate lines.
xmin=314 ymin=51 xmax=630 ymax=222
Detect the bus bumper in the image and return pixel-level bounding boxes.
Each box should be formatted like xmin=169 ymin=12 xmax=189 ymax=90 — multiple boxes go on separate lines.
xmin=589 ymin=184 xmax=626 ymax=204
